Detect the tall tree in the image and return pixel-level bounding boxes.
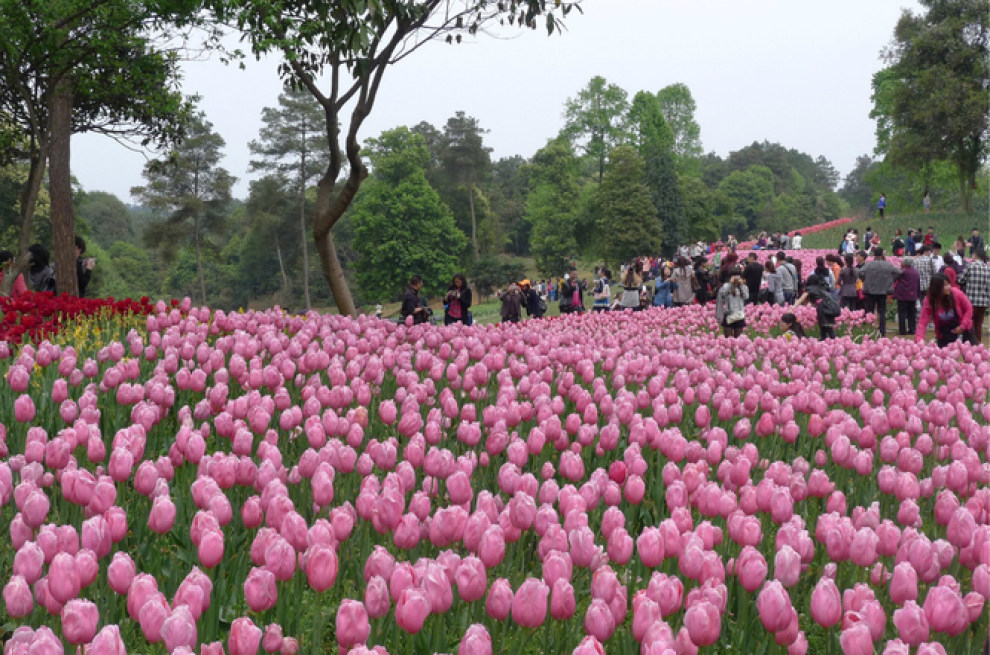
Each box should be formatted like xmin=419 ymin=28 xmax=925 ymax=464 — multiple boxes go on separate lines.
xmin=592 ymin=145 xmax=661 ymax=266
xmin=241 ymin=175 xmax=299 ymax=303
xmin=657 ymin=83 xmax=703 ymax=172
xmin=75 ymin=190 xmax=134 ymax=248
xmin=435 ymin=111 xmax=492 ymax=258
xmin=0 ymin=0 xmax=193 ymax=295
xmin=350 ymin=127 xmax=466 ymax=301
xmin=132 ymin=112 xmax=235 ymax=305
xmin=210 ymin=0 xmax=577 ymax=316
xmin=489 ymin=155 xmax=531 ymax=256
xmin=526 ymin=138 xmax=582 ymax=276
xmin=718 ymin=165 xmax=774 ymax=234
xmin=248 ymin=86 xmax=330 ymax=310
xmin=628 ymin=91 xmax=682 ymax=256
xmin=870 ymin=0 xmax=989 ymax=211
xmin=561 ymin=76 xmax=630 ymax=182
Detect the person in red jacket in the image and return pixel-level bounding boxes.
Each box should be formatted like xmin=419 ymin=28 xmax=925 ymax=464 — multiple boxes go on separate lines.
xmin=916 ymin=273 xmax=974 ymax=347
xmin=0 ymin=250 xmax=28 ymax=298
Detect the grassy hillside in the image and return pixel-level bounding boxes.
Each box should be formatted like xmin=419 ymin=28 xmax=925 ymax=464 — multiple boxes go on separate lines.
xmin=799 ymin=211 xmax=988 ymax=251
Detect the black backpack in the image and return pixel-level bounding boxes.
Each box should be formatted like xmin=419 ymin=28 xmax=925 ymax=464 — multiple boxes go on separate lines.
xmin=816 ymin=290 xmax=840 ymax=319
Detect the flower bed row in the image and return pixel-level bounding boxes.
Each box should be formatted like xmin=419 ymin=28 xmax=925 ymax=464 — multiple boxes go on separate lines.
xmin=1 ymin=304 xmax=988 ymax=655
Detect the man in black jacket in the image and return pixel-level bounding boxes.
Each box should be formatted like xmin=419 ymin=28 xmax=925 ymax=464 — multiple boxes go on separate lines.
xmin=400 ymin=275 xmax=429 ymax=324
xmin=743 ymin=253 xmax=764 ymax=305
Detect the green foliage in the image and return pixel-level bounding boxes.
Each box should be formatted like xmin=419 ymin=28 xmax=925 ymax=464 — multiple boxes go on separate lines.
xmin=75 ymin=190 xmax=134 ymax=248
xmin=657 ymin=83 xmax=703 ymax=172
xmin=678 ymin=175 xmax=723 ymax=243
xmin=489 ymin=156 xmax=531 ymax=256
xmin=468 ymin=256 xmax=527 ymax=299
xmin=592 ymin=145 xmax=661 ymax=266
xmin=525 ymin=139 xmax=582 ymax=276
xmin=351 ymin=127 xmax=467 ymax=301
xmin=871 ymin=0 xmax=989 ymax=211
xmin=718 ymin=165 xmax=775 ymax=234
xmin=90 ymin=240 xmax=156 ymax=300
xmin=561 ymin=76 xmax=630 ymax=181
xmin=133 ymin=110 xmax=234 ymax=304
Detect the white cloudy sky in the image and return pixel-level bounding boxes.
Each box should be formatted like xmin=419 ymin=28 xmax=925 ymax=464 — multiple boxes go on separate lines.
xmin=72 ymin=0 xmax=920 ymax=201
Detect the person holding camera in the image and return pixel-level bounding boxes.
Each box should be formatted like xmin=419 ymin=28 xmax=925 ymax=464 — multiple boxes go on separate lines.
xmin=498 ymin=283 xmax=524 ymax=323
xmin=714 ymin=267 xmax=749 ymax=337
xmin=443 ymin=273 xmax=472 ymax=325
xmin=401 ymin=274 xmax=430 ymax=325
xmin=75 ymin=236 xmax=95 ymax=297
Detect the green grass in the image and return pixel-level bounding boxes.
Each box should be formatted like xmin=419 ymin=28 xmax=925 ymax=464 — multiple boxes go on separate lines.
xmin=800 ymin=210 xmax=989 ymax=251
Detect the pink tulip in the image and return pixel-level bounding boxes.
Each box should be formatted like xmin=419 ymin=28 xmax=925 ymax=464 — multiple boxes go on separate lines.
xmin=263 ymin=624 xmax=284 ymax=654
xmin=551 ymin=579 xmax=576 ymax=620
xmin=455 ymin=556 xmax=487 ymax=603
xmin=839 ymin=622 xmax=873 ymax=655
xmin=458 ymin=624 xmax=492 ymax=655
xmin=14 ymin=394 xmax=35 ymax=423
xmin=149 ymin=495 xmax=177 ymax=534
xmin=584 ymin=598 xmax=616 ymax=642
xmin=893 ymin=600 xmax=929 ymax=645
xmin=306 ymin=544 xmax=338 ymax=592
xmin=889 ymin=562 xmax=917 ymax=605
xmin=757 ymin=581 xmax=792 ymax=633
xmin=336 ymin=599 xmax=370 ymax=650
xmin=512 ymin=577 xmax=548 ymax=628
xmin=684 ymin=599 xmax=721 ymax=647
xmin=3 ymin=575 xmax=33 ymax=617
xmin=161 ymin=605 xmax=198 ymax=653
xmin=572 ymin=636 xmax=606 ymax=655
xmin=48 ymin=552 xmax=80 ymax=604
xmin=396 ymin=588 xmax=431 ymax=634
xmin=364 ymin=575 xmax=390 ymax=618
xmin=229 ymin=617 xmax=263 ymax=655
xmin=923 ymin=584 xmax=968 ymax=636
xmin=244 ymin=567 xmax=277 ymax=612
xmin=486 ymin=578 xmax=513 ymax=621
xmin=736 ymin=546 xmax=768 ymax=592
xmin=810 ymin=577 xmax=841 ymax=628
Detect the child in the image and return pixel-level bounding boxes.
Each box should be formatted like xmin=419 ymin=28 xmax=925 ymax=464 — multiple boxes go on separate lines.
xmin=796 ymin=274 xmax=840 ymax=340
xmin=780 ymin=313 xmax=806 ymax=340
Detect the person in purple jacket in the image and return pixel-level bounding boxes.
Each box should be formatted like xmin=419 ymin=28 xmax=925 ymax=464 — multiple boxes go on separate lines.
xmin=893 ymin=257 xmax=921 ymax=335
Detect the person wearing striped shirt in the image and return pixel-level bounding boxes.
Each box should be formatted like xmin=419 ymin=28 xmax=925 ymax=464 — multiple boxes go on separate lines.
xmin=960 ymin=251 xmax=990 ymax=343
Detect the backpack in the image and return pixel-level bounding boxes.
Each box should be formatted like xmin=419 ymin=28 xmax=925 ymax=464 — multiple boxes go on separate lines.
xmin=816 ymin=291 xmax=840 ymax=319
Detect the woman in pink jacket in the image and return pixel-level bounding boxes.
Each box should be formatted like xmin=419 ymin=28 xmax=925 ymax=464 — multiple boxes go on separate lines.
xmin=916 ymin=273 xmax=974 ymax=347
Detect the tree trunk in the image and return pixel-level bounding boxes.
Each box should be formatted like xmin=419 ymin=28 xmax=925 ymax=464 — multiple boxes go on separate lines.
xmin=468 ymin=184 xmax=479 ymax=258
xmin=313 ymin=170 xmax=364 ymax=317
xmin=274 ymin=235 xmax=289 ymax=300
xmin=0 ymin=139 xmax=48 ymax=296
xmin=50 ymin=79 xmax=77 ymax=297
xmin=195 ymin=212 xmax=206 ymax=305
xmin=300 ymin=130 xmax=311 ymax=310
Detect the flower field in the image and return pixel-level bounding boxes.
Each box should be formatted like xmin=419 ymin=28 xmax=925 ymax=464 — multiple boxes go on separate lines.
xmin=2 ymin=297 xmax=989 ymax=654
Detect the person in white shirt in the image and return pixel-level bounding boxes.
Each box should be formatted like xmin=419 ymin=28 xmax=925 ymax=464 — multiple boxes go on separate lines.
xmin=791 ymin=232 xmax=803 ymax=250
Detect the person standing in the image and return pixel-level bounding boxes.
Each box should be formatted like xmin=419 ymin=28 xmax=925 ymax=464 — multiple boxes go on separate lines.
xmin=763 ymin=261 xmax=784 ymax=305
xmin=877 ymin=193 xmax=886 ymax=219
xmin=838 ymin=254 xmax=859 ymax=311
xmin=923 ymin=226 xmax=936 ymax=248
xmin=916 ymin=246 xmax=935 ymax=298
xmin=693 ymin=258 xmax=712 ymax=305
xmin=777 ymin=253 xmax=798 ymax=304
xmin=592 ymin=270 xmax=611 ymax=313
xmin=779 ymin=232 xmax=790 ymax=250
xmin=400 ymin=275 xmax=430 ymax=324
xmin=923 ymin=190 xmax=931 ymax=213
xmin=75 ymin=236 xmax=94 ymax=297
xmin=857 ymin=247 xmax=902 ymax=337
xmin=968 ymin=228 xmax=985 ymax=258
xmin=893 ymin=258 xmax=921 ymax=336
xmin=743 ymin=254 xmax=763 ymax=305
xmin=863 ymin=227 xmax=874 ymax=251
xmin=905 ymin=229 xmax=917 ymax=256
xmin=443 ymin=273 xmax=473 ymax=325
xmin=620 ymin=262 xmax=643 ymax=310
xmin=916 ymin=274 xmax=974 ymax=347
xmin=670 ymin=257 xmax=695 ymax=308
xmin=791 ymin=232 xmax=802 ymax=250
xmin=653 ymin=266 xmax=674 ymax=308
xmin=26 ymin=244 xmax=56 ymax=292
xmin=714 ymin=267 xmax=748 ymax=337
xmin=891 ymin=230 xmax=905 ymax=256
xmin=959 ymin=251 xmax=990 ymax=343
xmin=498 ymin=283 xmax=524 ymax=323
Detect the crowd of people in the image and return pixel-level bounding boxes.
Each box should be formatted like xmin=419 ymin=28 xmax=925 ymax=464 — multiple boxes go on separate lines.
xmin=388 ymin=224 xmax=990 ymax=350
xmin=0 ymin=238 xmax=96 ymax=298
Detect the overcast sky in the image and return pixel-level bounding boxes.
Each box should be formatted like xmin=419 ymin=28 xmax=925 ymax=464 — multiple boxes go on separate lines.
xmin=72 ymin=0 xmax=920 ymax=202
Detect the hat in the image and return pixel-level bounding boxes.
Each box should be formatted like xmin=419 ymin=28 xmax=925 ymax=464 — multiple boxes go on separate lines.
xmin=519 ymin=279 xmax=530 ymax=287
